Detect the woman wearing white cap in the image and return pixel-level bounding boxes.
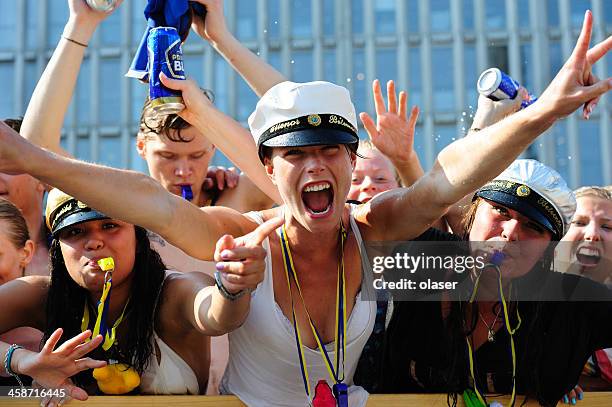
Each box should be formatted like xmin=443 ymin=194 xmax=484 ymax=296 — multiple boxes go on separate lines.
xmin=0 ymin=10 xmax=611 ymax=407
xmin=378 ymin=159 xmax=612 ymax=406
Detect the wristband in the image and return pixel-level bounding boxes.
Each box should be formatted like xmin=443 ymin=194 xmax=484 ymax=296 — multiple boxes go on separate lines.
xmin=63 ymin=36 xmax=88 ymax=48
xmin=4 ymin=344 xmax=25 ymax=388
xmin=214 ymin=271 xmax=248 ymax=301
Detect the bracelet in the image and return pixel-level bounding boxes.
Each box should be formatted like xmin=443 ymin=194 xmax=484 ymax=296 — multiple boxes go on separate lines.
xmin=4 ymin=344 xmax=25 ymax=388
xmin=469 ymin=127 xmax=481 ymax=132
xmin=214 ymin=271 xmax=248 ymax=301
xmin=63 ymin=36 xmax=88 ymax=48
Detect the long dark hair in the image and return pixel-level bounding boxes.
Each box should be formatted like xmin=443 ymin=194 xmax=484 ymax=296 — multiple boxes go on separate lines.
xmin=42 ymin=225 xmax=166 ymax=390
xmin=443 ymin=198 xmax=557 ymax=406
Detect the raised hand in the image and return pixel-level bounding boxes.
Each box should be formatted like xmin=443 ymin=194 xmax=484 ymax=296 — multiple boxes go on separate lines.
xmin=16 ymin=329 xmax=106 ymax=402
xmin=471 ymin=87 xmax=528 ymax=131
xmin=537 ymin=10 xmax=612 ymax=120
xmin=65 ymin=0 xmax=124 ymax=43
xmin=359 ymin=80 xmax=420 ymax=165
xmin=159 ymin=73 xmax=215 ymax=128
xmin=190 ymin=0 xmax=230 ymax=44
xmin=214 ymin=217 xmax=284 ymax=293
xmin=203 ymin=166 xmax=240 ymax=192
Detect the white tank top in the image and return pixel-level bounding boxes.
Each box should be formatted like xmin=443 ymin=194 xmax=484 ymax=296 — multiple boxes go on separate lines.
xmin=220 ymin=207 xmax=376 ymax=406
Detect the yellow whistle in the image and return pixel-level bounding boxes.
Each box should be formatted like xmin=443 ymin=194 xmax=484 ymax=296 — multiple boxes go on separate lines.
xmin=93 ymin=363 xmax=140 ymax=395
xmin=97 ymin=257 xmax=115 ymax=272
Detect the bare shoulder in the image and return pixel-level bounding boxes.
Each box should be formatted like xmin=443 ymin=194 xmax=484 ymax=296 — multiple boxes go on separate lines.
xmin=0 ymin=276 xmax=50 ymax=329
xmin=0 ymin=275 xmax=50 ymax=298
xmin=216 ymin=173 xmax=274 ymax=213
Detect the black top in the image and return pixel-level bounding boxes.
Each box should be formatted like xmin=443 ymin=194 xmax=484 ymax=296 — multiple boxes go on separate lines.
xmin=355 ymin=228 xmax=612 ymax=406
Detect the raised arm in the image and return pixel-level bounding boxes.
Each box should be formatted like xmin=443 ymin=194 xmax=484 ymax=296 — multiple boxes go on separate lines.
xmin=191 ymin=0 xmax=286 ymax=97
xmin=20 ymin=0 xmax=115 ymax=153
xmin=360 ymin=11 xmax=612 ymax=241
xmin=360 ymin=79 xmax=423 ymax=187
xmin=0 ymin=124 xmax=253 ymax=260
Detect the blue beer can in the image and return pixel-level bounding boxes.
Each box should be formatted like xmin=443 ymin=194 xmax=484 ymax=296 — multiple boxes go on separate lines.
xmin=477 ymin=68 xmax=537 ymax=109
xmin=147 ymin=27 xmax=185 ymax=115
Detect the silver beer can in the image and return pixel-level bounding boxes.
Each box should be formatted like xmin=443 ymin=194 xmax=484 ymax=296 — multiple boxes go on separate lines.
xmin=85 ymin=0 xmax=117 ymax=12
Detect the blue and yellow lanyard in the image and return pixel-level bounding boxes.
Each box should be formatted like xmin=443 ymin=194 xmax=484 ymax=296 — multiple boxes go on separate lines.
xmin=279 ymin=223 xmax=348 ymax=405
xmin=464 ymin=255 xmax=522 ymax=407
xmin=81 ymin=271 xmax=129 ymax=351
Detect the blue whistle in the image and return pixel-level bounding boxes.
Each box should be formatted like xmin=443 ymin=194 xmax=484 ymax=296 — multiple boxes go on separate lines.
xmin=333 ymin=383 xmax=348 ymax=407
xmin=181 ymin=185 xmax=193 ymax=201
xmin=490 ymin=251 xmax=505 ymax=267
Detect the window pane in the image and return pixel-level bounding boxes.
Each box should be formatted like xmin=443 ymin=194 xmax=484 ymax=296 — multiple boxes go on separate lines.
xmin=517 ymin=0 xmax=530 ymax=28
xmin=291 ymin=51 xmax=313 ymax=83
xmin=323 ymin=49 xmax=336 ymax=82
xmin=237 ymin=79 xmax=257 ymax=123
xmin=26 ymin=0 xmax=39 ymax=50
xmin=99 ymin=58 xmax=122 ymax=126
xmin=519 ymin=43 xmax=533 ymax=91
xmin=547 ymin=0 xmax=560 ymax=27
xmin=485 ymin=0 xmax=506 ymax=30
xmin=375 ymin=0 xmax=396 ymax=35
xmin=131 ymin=79 xmax=147 ymax=125
xmin=407 ymin=0 xmax=419 ymax=33
xmin=570 ymin=0 xmax=591 ymax=28
xmin=267 ymin=50 xmax=282 ymax=75
xmin=408 ymin=47 xmax=421 ymax=107
xmin=432 ymin=47 xmax=454 ymax=111
xmin=0 ymin=63 xmax=15 ymax=118
xmin=464 ymin=45 xmax=478 ymax=111
xmin=100 ymin=10 xmax=121 ymax=47
xmin=375 ymin=49 xmax=397 ymax=89
xmin=267 ymin=0 xmax=281 ymax=39
xmin=352 ymin=48 xmax=366 ymax=115
xmin=488 ymin=44 xmax=509 ymax=74
xmin=413 ymin=124 xmax=425 ymax=166
xmin=211 ymin=149 xmax=232 ymax=168
xmin=0 ymin=2 xmax=17 ymax=50
xmin=549 ymin=41 xmax=562 ymax=82
xmin=183 ymin=54 xmax=203 ymax=85
xmin=292 ymin=0 xmax=312 ymax=38
xmin=214 ymin=55 xmax=229 ymax=114
xmin=352 ymin=0 xmax=364 ymax=34
xmin=323 ymin=0 xmax=335 ymax=36
xmin=130 ymin=136 xmax=148 ymax=173
xmin=48 ymin=0 xmax=68 ymax=48
xmin=236 ymin=0 xmax=257 ymax=41
xmin=607 ymin=1 xmax=612 ymax=26
xmin=578 ymin=120 xmax=602 ymax=185
xmin=551 ymin=121 xmax=570 ymax=183
xmin=77 ymin=58 xmax=91 ymax=126
xmin=463 ymin=0 xmax=474 ymax=30
xmin=23 ymin=62 xmax=38 ymax=114
xmin=76 ymin=137 xmax=91 ymax=162
xmin=430 ymin=0 xmax=451 ymax=32
xmin=434 ymin=125 xmax=457 ymax=155
xmin=98 ymin=136 xmax=123 ymax=168
xmin=131 ymin=0 xmax=148 ymax=45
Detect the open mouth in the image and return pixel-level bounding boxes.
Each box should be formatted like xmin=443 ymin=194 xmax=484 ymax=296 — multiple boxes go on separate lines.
xmin=576 ymin=246 xmax=601 ymax=266
xmin=302 ymin=181 xmax=334 ymax=216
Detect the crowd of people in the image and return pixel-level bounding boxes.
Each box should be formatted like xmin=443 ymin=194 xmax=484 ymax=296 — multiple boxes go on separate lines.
xmin=0 ymin=1 xmax=611 ymax=406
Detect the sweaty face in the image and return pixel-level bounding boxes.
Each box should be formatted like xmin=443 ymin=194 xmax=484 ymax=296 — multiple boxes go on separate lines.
xmin=0 ymin=173 xmax=44 ymax=218
xmin=58 ymin=219 xmax=137 ymax=294
xmin=469 ymin=199 xmax=553 ymax=280
xmin=561 ymin=196 xmax=612 ymax=277
xmin=349 ymin=148 xmax=399 ymax=203
xmin=138 ymin=126 xmax=215 ymax=205
xmin=0 ymin=220 xmax=28 ymax=284
xmin=267 ymin=144 xmax=354 ymax=232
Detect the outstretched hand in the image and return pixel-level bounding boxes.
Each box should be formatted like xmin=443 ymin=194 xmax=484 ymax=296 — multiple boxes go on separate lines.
xmin=67 ymin=0 xmax=123 ymax=29
xmin=160 ymin=73 xmax=215 ymax=129
xmin=214 ymin=217 xmax=284 ymax=293
xmin=359 ymin=80 xmax=420 ymax=165
xmin=537 ymin=10 xmax=612 ymax=120
xmin=17 ymin=329 xmax=106 ymax=402
xmin=190 ymin=0 xmax=230 ymax=44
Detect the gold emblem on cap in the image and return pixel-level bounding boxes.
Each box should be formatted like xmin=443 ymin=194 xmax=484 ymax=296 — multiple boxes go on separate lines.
xmin=516 ymin=185 xmax=531 ymax=197
xmin=77 ymin=201 xmax=88 ymax=209
xmin=307 ymin=114 xmax=322 ymax=126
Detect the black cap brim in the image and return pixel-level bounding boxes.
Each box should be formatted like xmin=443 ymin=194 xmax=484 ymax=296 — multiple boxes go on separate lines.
xmin=476 ymin=190 xmax=557 ymax=237
xmin=52 ymin=211 xmax=110 ymax=236
xmin=261 ymin=128 xmax=358 ymax=148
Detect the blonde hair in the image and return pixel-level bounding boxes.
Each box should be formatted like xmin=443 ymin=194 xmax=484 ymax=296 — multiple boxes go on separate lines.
xmin=574 ymin=186 xmax=612 ymax=201
xmin=356 ymin=140 xmax=401 ymax=186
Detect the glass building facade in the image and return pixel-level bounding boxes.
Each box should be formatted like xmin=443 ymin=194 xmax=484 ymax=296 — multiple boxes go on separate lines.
xmin=0 ymin=0 xmax=610 ymax=187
